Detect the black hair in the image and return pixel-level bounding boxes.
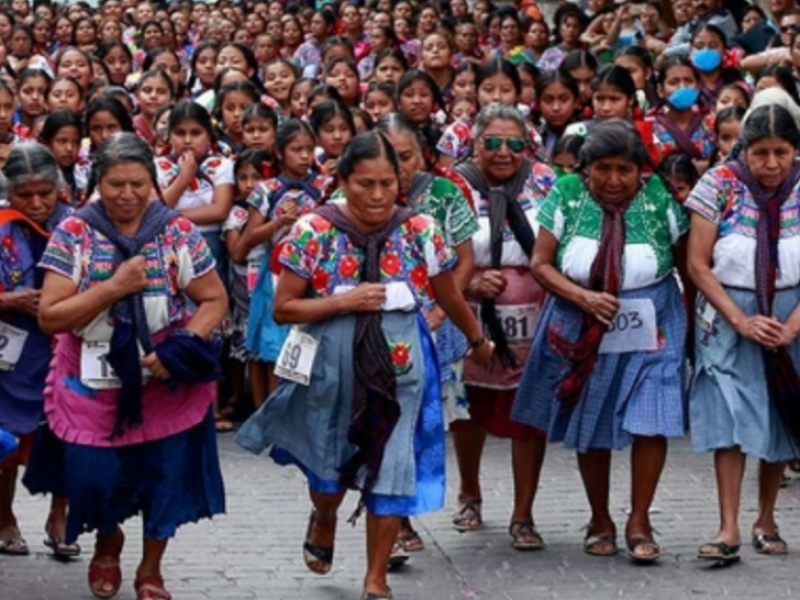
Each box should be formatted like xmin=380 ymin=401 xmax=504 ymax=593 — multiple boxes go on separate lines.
xmin=142 ymin=45 xmax=180 ymax=73
xmin=732 ymin=104 xmax=800 ymax=160
xmin=136 ymin=68 xmax=175 ymax=100
xmin=364 ymin=81 xmax=397 ymax=106
xmin=553 ymin=134 xmax=585 ymax=159
xmin=168 ymin=100 xmax=216 ymax=142
xmin=475 ymin=57 xmax=522 ymax=99
xmin=592 ymin=64 xmax=637 ymax=101
xmin=187 ymin=39 xmax=220 ymax=91
xmin=374 ymin=47 xmax=409 ymax=73
xmin=551 ymin=5 xmax=587 ymax=45
xmin=397 ymin=69 xmax=445 ymax=112
xmin=708 ymin=105 xmax=745 ymax=165
xmin=308 ymin=84 xmax=344 ymax=107
xmin=658 ymin=55 xmax=697 ymax=89
xmin=137 ymin=19 xmax=164 ymax=46
xmin=756 ymin=65 xmax=800 ymax=106
xmin=615 ymin=45 xmax=658 ymax=108
xmin=320 ymin=35 xmax=355 ymax=61
xmin=38 ymin=108 xmax=83 ymax=145
xmin=214 ymin=80 xmax=260 ymax=122
xmin=96 ymin=39 xmax=133 ymax=64
xmin=242 ymin=103 xmax=278 ymax=129
xmin=531 ymin=69 xmax=580 ymax=128
xmin=691 ymin=24 xmax=743 ymax=85
xmin=273 ymin=118 xmax=315 ymax=169
xmin=561 ymin=49 xmax=599 ymax=75
xmin=234 ymin=147 xmax=271 ymax=177
xmin=337 ymin=130 xmax=399 ymax=180
xmin=309 ymin=99 xmax=357 ymax=137
xmin=48 ymin=75 xmax=85 ymax=104
xmin=660 ymin=153 xmax=699 ymax=187
xmin=220 ymin=41 xmax=267 ymax=94
xmin=85 ymin=95 xmax=134 ymax=150
xmin=351 ymin=108 xmax=374 ymax=131
xmin=17 ymin=67 xmax=52 ymax=91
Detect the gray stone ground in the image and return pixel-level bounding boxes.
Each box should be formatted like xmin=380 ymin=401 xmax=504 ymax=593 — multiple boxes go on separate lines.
xmin=3 ymin=435 xmax=800 ymax=600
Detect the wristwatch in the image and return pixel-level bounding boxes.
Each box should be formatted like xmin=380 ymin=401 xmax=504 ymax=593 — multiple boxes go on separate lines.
xmin=469 ymin=335 xmax=487 ymax=349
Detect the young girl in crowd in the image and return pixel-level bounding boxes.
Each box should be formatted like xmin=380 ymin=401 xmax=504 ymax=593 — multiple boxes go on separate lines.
xmin=690 ymin=24 xmax=742 ymax=106
xmin=651 ymin=57 xmax=715 ymax=171
xmin=134 ymin=69 xmax=175 ymax=145
xmin=224 ymin=148 xmax=270 ymax=424
xmin=560 ymin=48 xmax=598 ymax=107
xmin=451 ymin=62 xmax=478 ymax=100
xmin=16 ymin=68 xmax=52 ymax=139
xmin=614 ymin=46 xmax=658 ymax=113
xmin=373 ymin=47 xmax=409 ymax=86
xmin=189 ymin=40 xmax=221 ymax=99
xmin=710 ymin=105 xmax=745 ymax=166
xmin=288 ymin=77 xmax=314 ymax=118
xmin=263 ymin=58 xmax=299 ymax=116
xmin=551 ymin=134 xmax=584 ymax=177
xmin=659 ymin=153 xmax=699 ymax=203
xmin=157 ymin=100 xmax=235 ymax=278
xmin=46 ymin=76 xmax=84 ymax=114
xmin=243 ymin=119 xmax=329 ymax=398
xmin=241 ymin=103 xmax=279 ymax=153
xmin=310 ymin=99 xmax=356 ymax=176
xmin=450 ymin=96 xmax=478 ymax=126
xmin=215 ymin=80 xmax=260 ymax=154
xmin=534 ymin=70 xmax=581 ymax=160
xmin=363 ymin=82 xmax=397 ymax=121
xmin=323 ymin=57 xmax=361 ymax=107
xmin=715 ymin=81 xmax=750 ymax=114
xmin=38 ymin=109 xmax=89 ymax=207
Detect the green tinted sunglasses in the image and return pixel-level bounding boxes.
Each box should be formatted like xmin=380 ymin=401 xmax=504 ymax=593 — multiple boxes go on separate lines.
xmin=481 ymin=136 xmax=526 ymax=153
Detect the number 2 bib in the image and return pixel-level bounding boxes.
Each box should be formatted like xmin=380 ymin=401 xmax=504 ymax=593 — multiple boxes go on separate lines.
xmin=599 ymin=298 xmax=658 ymax=354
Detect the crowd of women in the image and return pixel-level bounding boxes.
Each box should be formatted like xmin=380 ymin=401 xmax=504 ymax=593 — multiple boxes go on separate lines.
xmin=3 ymin=0 xmax=800 ymax=599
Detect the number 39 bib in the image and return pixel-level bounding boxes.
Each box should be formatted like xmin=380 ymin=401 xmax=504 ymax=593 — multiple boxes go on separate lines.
xmin=599 ymin=298 xmax=658 ymax=354
xmin=274 ymin=327 xmax=319 ymax=386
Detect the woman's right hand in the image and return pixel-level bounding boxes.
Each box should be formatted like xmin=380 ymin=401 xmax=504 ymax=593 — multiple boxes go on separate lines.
xmin=735 ymin=315 xmax=784 ymax=348
xmin=110 ymin=256 xmax=148 ymax=296
xmin=580 ymin=290 xmax=620 ymax=327
xmin=343 ymin=283 xmax=386 ymax=312
xmin=468 ymin=270 xmax=507 ymax=300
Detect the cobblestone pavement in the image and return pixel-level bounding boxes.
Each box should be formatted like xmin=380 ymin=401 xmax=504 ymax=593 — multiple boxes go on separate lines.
xmin=3 ymin=435 xmax=800 ymax=600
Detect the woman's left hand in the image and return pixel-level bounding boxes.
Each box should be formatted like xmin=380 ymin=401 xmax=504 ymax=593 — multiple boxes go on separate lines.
xmin=141 ymin=352 xmax=171 ymax=380
xmin=468 ymin=339 xmax=495 ymax=366
xmin=425 ymin=305 xmax=446 ymax=331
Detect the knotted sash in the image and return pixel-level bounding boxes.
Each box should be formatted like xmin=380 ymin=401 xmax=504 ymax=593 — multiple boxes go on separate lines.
xmin=547 ymin=183 xmax=634 ymax=407
xmin=654 ymin=111 xmax=705 ymax=160
xmin=314 ymin=203 xmax=415 ymax=516
xmin=76 ymin=201 xmax=178 ymax=438
xmin=456 ymin=159 xmax=535 ymax=368
xmin=727 ymin=159 xmax=800 ymax=454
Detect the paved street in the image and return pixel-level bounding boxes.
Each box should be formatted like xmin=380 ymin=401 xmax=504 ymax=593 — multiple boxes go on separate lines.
xmin=4 ymin=434 xmax=800 ymax=600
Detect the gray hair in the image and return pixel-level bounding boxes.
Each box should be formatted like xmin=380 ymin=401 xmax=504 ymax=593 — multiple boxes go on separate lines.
xmin=90 ymin=132 xmax=158 ymax=196
xmin=743 ymin=87 xmax=800 ymax=132
xmin=578 ymin=119 xmax=649 ymax=169
xmin=739 ymin=102 xmax=800 ymax=151
xmin=472 ymin=103 xmax=528 ymax=142
xmin=1 ymin=143 xmax=64 ymax=195
xmin=375 ymin=113 xmax=422 ymax=154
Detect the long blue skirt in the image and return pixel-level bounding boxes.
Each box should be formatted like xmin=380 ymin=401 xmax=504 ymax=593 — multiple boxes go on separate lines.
xmin=512 ymin=276 xmax=687 ymax=452
xmin=237 ymin=313 xmax=445 ymax=517
xmin=57 ymin=410 xmax=225 ymax=543
xmin=245 ymin=254 xmax=289 ymax=363
xmin=690 ymin=286 xmax=799 ymax=462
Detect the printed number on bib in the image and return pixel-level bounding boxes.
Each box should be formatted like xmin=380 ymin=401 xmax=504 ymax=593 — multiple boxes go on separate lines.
xmin=246 ymin=260 xmax=260 ymax=293
xmin=599 ymin=298 xmax=658 ymax=354
xmin=495 ymin=304 xmax=539 ymax=343
xmin=696 ymin=295 xmax=717 ymax=333
xmin=80 ymin=342 xmax=121 ymax=389
xmin=274 ymin=327 xmax=318 ymax=386
xmin=0 ymin=321 xmax=28 ymax=371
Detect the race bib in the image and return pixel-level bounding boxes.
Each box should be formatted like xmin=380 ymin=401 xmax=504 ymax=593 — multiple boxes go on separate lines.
xmin=80 ymin=341 xmax=121 ymax=389
xmin=696 ymin=295 xmax=717 ymax=333
xmin=274 ymin=327 xmax=318 ymax=386
xmin=599 ymin=298 xmax=658 ymax=354
xmin=0 ymin=321 xmax=28 ymax=371
xmin=246 ymin=259 xmax=260 ymax=293
xmin=470 ymin=303 xmax=539 ymax=344
xmin=80 ymin=342 xmax=151 ymax=390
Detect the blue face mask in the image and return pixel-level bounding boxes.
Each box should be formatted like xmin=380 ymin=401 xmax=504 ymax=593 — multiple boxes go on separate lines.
xmin=691 ymin=48 xmax=722 ymax=73
xmin=667 ymin=87 xmax=700 ymax=111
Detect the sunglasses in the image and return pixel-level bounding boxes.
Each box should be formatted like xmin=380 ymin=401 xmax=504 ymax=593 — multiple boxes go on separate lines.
xmin=481 ymin=136 xmax=526 ymax=153
xmin=780 ymin=24 xmax=800 ymax=33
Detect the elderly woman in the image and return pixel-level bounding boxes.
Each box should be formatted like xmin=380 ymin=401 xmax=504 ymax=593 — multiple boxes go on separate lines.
xmin=36 ymin=133 xmax=228 ymax=600
xmin=375 ymin=113 xmax=479 ymax=553
xmin=236 ymin=131 xmax=493 ymax=600
xmin=451 ymin=103 xmax=555 ymax=550
xmin=687 ymin=103 xmax=800 ymax=563
xmin=512 ymin=120 xmax=689 ymax=563
xmin=0 ymin=144 xmax=73 ymax=557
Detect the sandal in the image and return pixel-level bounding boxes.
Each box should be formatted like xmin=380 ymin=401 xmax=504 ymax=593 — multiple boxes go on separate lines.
xmin=134 ymin=575 xmax=172 ymax=600
xmin=697 ymin=540 xmax=741 ymax=563
xmin=388 ymin=539 xmax=409 ymax=570
xmin=44 ymin=532 xmax=81 ymax=559
xmin=88 ymin=529 xmax=125 ymax=599
xmin=397 ymin=518 xmax=424 ymax=552
xmin=626 ymin=536 xmax=661 ymax=564
xmin=361 ymin=586 xmax=393 ymax=600
xmin=583 ymin=527 xmax=618 ymax=557
xmin=509 ymin=521 xmax=545 ymax=551
xmin=452 ymin=497 xmax=483 ymax=532
xmin=752 ymin=530 xmax=788 ymax=555
xmin=0 ymin=536 xmax=29 ymax=556
xmin=303 ymin=511 xmax=335 ymax=575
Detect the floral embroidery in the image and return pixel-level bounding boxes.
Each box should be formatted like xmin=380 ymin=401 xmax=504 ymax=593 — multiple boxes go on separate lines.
xmin=389 ymin=341 xmax=413 ymax=376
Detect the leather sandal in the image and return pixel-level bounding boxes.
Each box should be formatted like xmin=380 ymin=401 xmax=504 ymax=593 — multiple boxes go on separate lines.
xmin=361 ymin=586 xmax=393 ymax=600
xmin=626 ymin=536 xmax=661 ymax=563
xmin=697 ymin=540 xmax=741 ymax=563
xmin=303 ymin=510 xmax=335 ymax=575
xmin=509 ymin=521 xmax=545 ymax=551
xmin=134 ymin=575 xmax=172 ymax=600
xmin=752 ymin=530 xmax=788 ymax=555
xmin=452 ymin=497 xmax=483 ymax=532
xmin=88 ymin=530 xmax=125 ymax=599
xmin=583 ymin=527 xmax=618 ymax=557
